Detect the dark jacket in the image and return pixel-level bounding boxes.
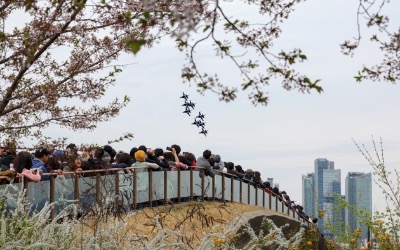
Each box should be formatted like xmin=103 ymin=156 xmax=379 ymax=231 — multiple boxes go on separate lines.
xmin=147 ymin=155 xmax=169 ymax=169
xmin=0 ymin=154 xmax=14 ymax=169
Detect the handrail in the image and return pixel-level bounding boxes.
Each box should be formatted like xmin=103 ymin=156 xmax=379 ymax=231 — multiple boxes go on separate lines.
xmin=0 ymin=165 xmax=309 ymax=226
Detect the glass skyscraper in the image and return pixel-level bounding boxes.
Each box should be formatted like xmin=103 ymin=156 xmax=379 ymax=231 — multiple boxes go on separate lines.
xmin=302 ymin=173 xmax=315 ymax=217
xmin=345 ymin=172 xmax=372 ymax=240
xmin=313 ymin=158 xmax=341 ymax=237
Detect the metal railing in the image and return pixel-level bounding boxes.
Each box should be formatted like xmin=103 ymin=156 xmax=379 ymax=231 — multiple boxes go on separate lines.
xmin=0 ymin=166 xmax=309 ymax=225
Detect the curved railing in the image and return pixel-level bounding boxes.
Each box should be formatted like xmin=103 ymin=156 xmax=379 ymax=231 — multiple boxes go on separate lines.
xmin=0 ymin=167 xmax=309 ymax=225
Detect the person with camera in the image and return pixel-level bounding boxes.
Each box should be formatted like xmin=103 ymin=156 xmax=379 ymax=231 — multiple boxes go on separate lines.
xmin=170 ymin=144 xmax=193 ymax=167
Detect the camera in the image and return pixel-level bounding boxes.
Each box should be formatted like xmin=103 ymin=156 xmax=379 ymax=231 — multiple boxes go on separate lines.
xmin=166 ymin=146 xmax=172 ymax=151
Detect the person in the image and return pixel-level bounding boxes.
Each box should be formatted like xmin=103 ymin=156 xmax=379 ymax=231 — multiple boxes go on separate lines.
xmin=196 ymin=149 xmax=215 ymax=178
xmin=0 ymin=144 xmax=16 ymax=169
xmin=235 ymin=165 xmax=245 ymax=175
xmin=110 ymin=152 xmax=132 ymax=168
xmin=64 ymin=154 xmax=83 ymax=179
xmin=102 ymin=151 xmax=112 ymax=166
xmin=243 ymin=169 xmax=254 ymax=183
xmin=164 ymin=148 xmax=188 ymax=171
xmin=129 ymin=147 xmax=138 ymax=163
xmin=0 ymin=146 xmax=17 ymax=183
xmin=253 ymin=171 xmax=265 ymax=188
xmin=82 ymin=147 xmax=108 ymax=176
xmin=131 ymin=150 xmax=160 ymax=172
xmin=263 ymin=181 xmax=273 ymax=194
xmin=14 ymin=151 xmax=42 ymax=183
xmin=171 ymin=144 xmax=193 ymax=167
xmin=226 ymin=162 xmax=244 ymax=179
xmin=149 ymin=148 xmax=169 ymax=169
xmin=183 ymin=151 xmax=196 ymax=167
xmin=212 ymin=154 xmax=225 ymax=172
xmin=280 ymin=190 xmax=291 ymax=205
xmin=103 ymin=145 xmax=116 ymax=163
xmin=32 ymin=148 xmax=63 ymax=181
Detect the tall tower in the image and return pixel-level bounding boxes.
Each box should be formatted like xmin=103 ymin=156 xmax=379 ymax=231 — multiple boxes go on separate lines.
xmin=302 ymin=173 xmax=315 ymax=217
xmin=314 ymin=158 xmax=341 ymax=237
xmin=345 ymin=172 xmax=372 ymax=240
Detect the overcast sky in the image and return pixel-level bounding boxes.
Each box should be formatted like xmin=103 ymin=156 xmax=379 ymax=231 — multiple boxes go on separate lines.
xmin=39 ymin=0 xmax=400 ymax=212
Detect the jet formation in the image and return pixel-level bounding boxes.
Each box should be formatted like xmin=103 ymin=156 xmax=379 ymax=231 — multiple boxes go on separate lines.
xmin=180 ymin=92 xmax=208 ymax=136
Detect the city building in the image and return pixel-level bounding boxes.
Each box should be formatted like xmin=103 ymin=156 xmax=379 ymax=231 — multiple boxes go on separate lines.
xmin=345 ymin=172 xmax=372 ymax=240
xmin=302 ymin=159 xmax=372 ymax=239
xmin=302 ymin=173 xmax=315 ymax=217
xmin=314 ymin=158 xmax=341 ymax=237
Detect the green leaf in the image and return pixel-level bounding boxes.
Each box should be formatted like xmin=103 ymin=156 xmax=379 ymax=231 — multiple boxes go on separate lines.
xmin=299 ymin=54 xmax=307 ymax=60
xmin=354 ymin=75 xmax=362 ymax=82
xmin=127 ymin=40 xmax=146 ymax=55
xmin=143 ymin=11 xmax=150 ymax=19
xmin=242 ymin=80 xmax=254 ymax=90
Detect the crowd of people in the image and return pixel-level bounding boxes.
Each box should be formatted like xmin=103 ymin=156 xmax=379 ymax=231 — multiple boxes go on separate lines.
xmin=0 ymin=143 xmax=312 ymax=222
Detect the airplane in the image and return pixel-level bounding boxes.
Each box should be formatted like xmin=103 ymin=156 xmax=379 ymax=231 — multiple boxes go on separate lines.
xmin=192 ymin=119 xmax=205 ymax=127
xmin=196 ymin=112 xmax=205 ymax=120
xmin=199 ymin=128 xmax=208 ymax=136
xmin=183 ymin=107 xmax=191 ymax=116
xmin=180 ymin=92 xmax=189 ymax=101
xmin=187 ymin=101 xmax=195 ymax=109
xmin=182 ymin=100 xmax=195 ymax=109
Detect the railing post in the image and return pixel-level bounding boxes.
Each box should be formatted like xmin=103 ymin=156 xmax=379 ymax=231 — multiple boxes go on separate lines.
xmin=164 ymin=169 xmax=168 ymax=203
xmin=275 ymin=196 xmax=278 ymax=211
xmin=239 ymin=179 xmax=242 ymax=204
xmin=212 ymin=174 xmax=216 ymax=201
xmin=23 ymin=177 xmax=28 ymax=214
xmin=231 ymin=176 xmax=234 ymax=202
xmin=115 ymin=171 xmax=120 ymax=212
xmin=50 ymin=175 xmax=55 ymax=220
xmin=247 ymin=182 xmax=250 ymax=204
xmin=190 ymin=168 xmax=193 ymax=201
xmin=255 ymin=185 xmax=258 ymax=206
xmin=148 ymin=169 xmax=153 ymax=208
xmin=74 ymin=174 xmax=79 ymax=218
xmin=263 ymin=190 xmax=265 ymax=208
xmin=132 ymin=170 xmax=137 ymax=210
xmin=269 ymin=193 xmax=272 ymax=210
xmin=96 ymin=173 xmax=101 ymax=205
xmin=177 ymin=168 xmax=181 ymax=203
xmin=221 ymin=174 xmax=225 ymax=203
xmin=201 ymin=170 xmax=205 ymax=200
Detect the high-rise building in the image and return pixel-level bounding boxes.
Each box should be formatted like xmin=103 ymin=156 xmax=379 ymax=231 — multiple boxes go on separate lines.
xmin=314 ymin=158 xmax=341 ymax=237
xmin=302 ymin=173 xmax=315 ymax=217
xmin=345 ymin=172 xmax=372 ymax=240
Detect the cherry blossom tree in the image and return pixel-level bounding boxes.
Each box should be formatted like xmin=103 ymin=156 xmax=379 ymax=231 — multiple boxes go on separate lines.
xmin=341 ymin=0 xmax=400 ymax=83
xmin=0 ymin=0 xmax=322 ymax=142
xmin=6 ymin=0 xmax=398 ymax=142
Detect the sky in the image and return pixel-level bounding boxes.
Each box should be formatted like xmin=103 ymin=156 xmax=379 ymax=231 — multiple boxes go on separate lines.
xmin=39 ymin=0 xmax=400 ymax=212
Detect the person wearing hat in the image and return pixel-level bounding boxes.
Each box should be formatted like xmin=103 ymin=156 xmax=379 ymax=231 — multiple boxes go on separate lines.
xmin=131 ymin=150 xmax=160 ymax=173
